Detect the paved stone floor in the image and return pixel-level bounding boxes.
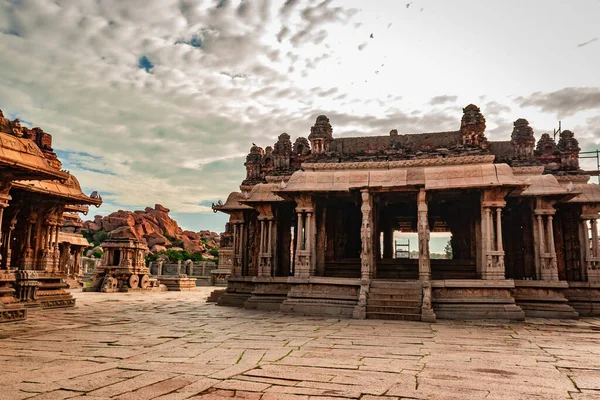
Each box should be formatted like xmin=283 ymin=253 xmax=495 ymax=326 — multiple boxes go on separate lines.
xmin=1 ymin=289 xmax=600 ymax=400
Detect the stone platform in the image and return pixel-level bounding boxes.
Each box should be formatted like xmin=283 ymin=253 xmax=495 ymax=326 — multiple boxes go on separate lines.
xmin=0 ymin=289 xmax=599 ymax=399
xmin=565 ymin=281 xmax=600 ymax=316
xmin=158 ymin=275 xmax=197 ymax=291
xmin=513 ymin=280 xmax=579 ymax=319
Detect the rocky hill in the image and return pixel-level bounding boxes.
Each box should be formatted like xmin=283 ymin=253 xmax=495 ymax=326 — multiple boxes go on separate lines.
xmin=82 ymin=204 xmax=220 ymax=258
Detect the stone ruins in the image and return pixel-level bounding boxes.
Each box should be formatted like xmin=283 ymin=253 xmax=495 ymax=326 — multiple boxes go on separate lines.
xmin=213 ymin=105 xmax=600 ymax=321
xmin=85 ymin=238 xmax=161 ymax=292
xmin=0 ymin=109 xmax=102 ymax=322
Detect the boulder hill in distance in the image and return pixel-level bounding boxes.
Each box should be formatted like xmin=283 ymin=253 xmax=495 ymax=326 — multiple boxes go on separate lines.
xmin=82 ymin=204 xmax=220 ymax=258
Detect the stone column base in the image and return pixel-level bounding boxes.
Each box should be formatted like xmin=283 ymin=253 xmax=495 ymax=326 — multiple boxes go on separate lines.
xmin=432 ymin=280 xmax=525 ymax=320
xmin=512 ymin=280 xmax=578 ymax=319
xmin=217 ymin=278 xmax=256 ymax=307
xmin=565 ymin=282 xmax=600 ymax=317
xmin=158 ymin=276 xmax=197 ymax=291
xmin=280 ymin=277 xmax=361 ymax=318
xmin=245 ymin=279 xmax=290 ymax=311
xmin=36 ymin=272 xmax=76 ymax=309
xmin=0 ymin=272 xmax=27 ymax=323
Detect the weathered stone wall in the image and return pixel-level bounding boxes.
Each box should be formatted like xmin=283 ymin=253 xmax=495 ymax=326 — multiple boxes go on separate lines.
xmin=329 ymin=131 xmax=463 ymax=155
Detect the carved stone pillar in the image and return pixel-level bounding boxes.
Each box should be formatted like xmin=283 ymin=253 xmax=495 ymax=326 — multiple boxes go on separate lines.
xmin=2 ymin=214 xmax=17 ymax=270
xmin=297 ymin=212 xmax=305 ymax=251
xmin=294 ymin=211 xmax=309 ymax=278
xmin=353 ymin=190 xmax=373 ymax=320
xmin=41 ymin=222 xmax=54 ymax=271
xmin=0 ymin=184 xmax=10 ymax=268
xmin=417 ymin=189 xmax=430 ymax=281
xmin=293 ymin=194 xmax=315 ymax=278
xmin=360 ymin=190 xmax=374 ymax=281
xmin=481 ymin=189 xmax=507 ymax=280
xmin=546 ymin=215 xmax=558 ymax=280
xmin=238 ymin=222 xmax=245 ymax=274
xmin=232 ymin=223 xmax=240 ymax=276
xmin=258 ymin=217 xmax=274 ymax=278
xmin=231 ymin=219 xmax=245 ymax=277
xmin=19 ymin=218 xmax=35 ymax=270
xmin=53 ymin=221 xmax=61 ymax=272
xmin=307 ymin=211 xmax=316 ymax=275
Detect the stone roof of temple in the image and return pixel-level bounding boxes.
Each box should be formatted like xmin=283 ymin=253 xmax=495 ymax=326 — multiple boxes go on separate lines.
xmin=12 ymin=173 xmax=103 ymax=206
xmin=519 ymin=174 xmax=576 ymax=197
xmin=237 ymin=105 xmax=587 ymax=192
xmin=324 ymin=130 xmax=467 ymax=157
xmin=280 ymin=157 xmax=524 ymax=192
xmin=0 ymin=108 xmax=102 ymax=204
xmin=0 ymin=109 xmax=69 ymax=181
xmin=212 ymin=192 xmax=253 ymax=212
xmin=567 ymin=184 xmax=600 ymax=203
xmin=58 ymin=231 xmax=90 ymax=247
xmin=488 ymin=141 xmax=514 ymax=160
xmin=65 ymin=204 xmax=90 ymax=214
xmin=241 ymin=183 xmax=285 ymax=203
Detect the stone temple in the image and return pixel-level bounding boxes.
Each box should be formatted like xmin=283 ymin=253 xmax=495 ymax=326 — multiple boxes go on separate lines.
xmin=0 ymin=109 xmax=101 ymax=322
xmin=213 ymin=104 xmax=600 ymax=321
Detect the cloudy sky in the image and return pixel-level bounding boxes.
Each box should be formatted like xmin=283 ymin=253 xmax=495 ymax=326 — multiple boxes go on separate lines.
xmin=1 ymin=0 xmax=599 ymax=235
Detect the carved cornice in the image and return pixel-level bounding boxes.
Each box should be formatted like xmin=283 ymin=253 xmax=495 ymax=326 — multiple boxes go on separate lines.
xmin=302 ymin=155 xmax=495 ymax=171
xmin=555 ymin=175 xmax=590 ymax=183
xmin=265 ymin=176 xmax=290 ymax=183
xmin=511 ymin=166 xmax=545 ymax=175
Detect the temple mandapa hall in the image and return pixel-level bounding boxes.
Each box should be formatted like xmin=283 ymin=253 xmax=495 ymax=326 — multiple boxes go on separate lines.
xmin=213 ymin=104 xmax=600 ymax=322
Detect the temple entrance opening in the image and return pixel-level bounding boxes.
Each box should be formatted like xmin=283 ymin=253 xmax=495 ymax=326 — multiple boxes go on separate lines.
xmin=377 ymin=190 xmax=478 ymax=280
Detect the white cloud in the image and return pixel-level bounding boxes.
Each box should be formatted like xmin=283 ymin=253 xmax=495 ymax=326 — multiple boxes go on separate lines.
xmin=1 ymin=0 xmax=599 ymax=231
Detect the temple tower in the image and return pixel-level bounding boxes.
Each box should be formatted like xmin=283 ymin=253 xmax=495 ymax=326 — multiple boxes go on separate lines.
xmin=308 ymin=115 xmax=333 ymax=154
xmin=511 ymin=119 xmax=536 ymax=158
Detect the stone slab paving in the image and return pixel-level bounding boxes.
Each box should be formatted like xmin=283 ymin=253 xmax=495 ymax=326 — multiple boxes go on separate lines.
xmin=1 ymin=289 xmax=599 ymax=400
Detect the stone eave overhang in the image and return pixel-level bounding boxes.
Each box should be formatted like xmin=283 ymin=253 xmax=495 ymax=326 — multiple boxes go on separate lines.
xmin=0 ymin=131 xmax=69 ymax=182
xmin=11 ymin=180 xmax=103 ymax=206
xmin=301 ymin=154 xmax=496 ymax=171
xmin=212 ymin=192 xmax=254 ymax=213
xmin=279 ymin=155 xmax=526 ymax=194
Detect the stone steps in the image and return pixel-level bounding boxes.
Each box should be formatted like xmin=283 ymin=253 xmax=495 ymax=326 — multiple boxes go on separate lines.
xmin=367 ymin=299 xmax=421 ymax=308
xmin=366 ymin=312 xmax=422 ymax=321
xmin=366 ymin=280 xmax=423 ymax=321
xmin=367 ymin=305 xmax=422 ymax=314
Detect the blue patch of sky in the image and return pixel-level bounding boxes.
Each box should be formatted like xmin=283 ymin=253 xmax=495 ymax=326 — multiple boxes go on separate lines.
xmin=5 ymin=112 xmax=32 ymax=126
xmin=138 ymin=55 xmax=154 ymax=73
xmin=1 ymin=28 xmax=21 ymax=37
xmin=175 ymin=35 xmax=202 ymax=48
xmin=170 ymin=211 xmax=228 ymax=233
xmin=189 ymin=35 xmax=202 ymax=48
xmin=54 ymin=149 xmax=117 ymax=176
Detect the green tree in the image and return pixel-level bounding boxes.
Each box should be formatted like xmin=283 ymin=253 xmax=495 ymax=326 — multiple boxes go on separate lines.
xmin=444 ymin=240 xmax=453 ymax=259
